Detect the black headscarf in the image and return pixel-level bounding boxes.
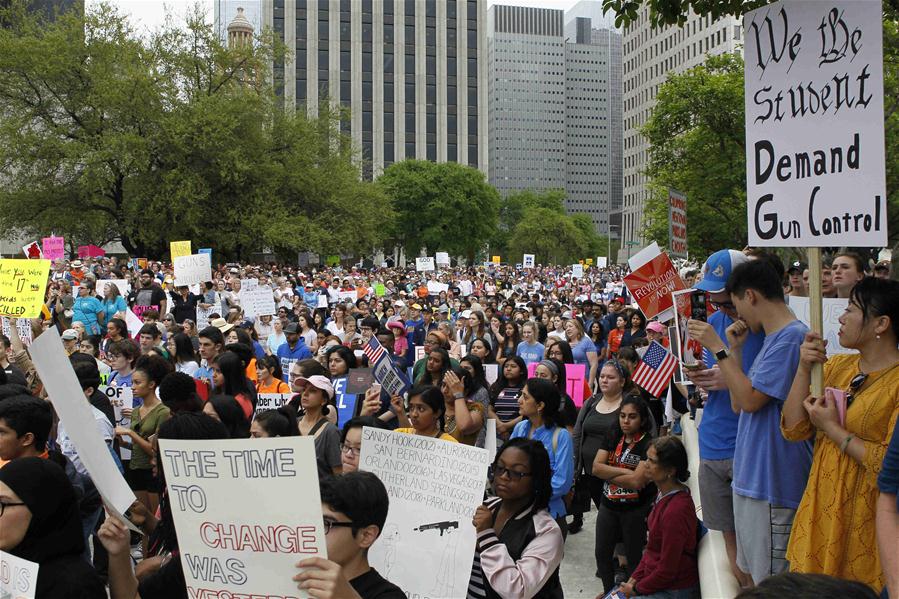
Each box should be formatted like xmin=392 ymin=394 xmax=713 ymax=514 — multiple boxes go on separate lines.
xmin=0 ymin=457 xmax=84 ymax=562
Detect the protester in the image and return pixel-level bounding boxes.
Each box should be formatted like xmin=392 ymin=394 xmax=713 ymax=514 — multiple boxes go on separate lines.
xmin=621 ymin=311 xmax=647 ymax=348
xmin=251 ymin=405 xmax=300 ymax=437
xmin=296 ymin=374 xmax=342 ymax=475
xmin=489 ymin=356 xmax=526 ymax=441
xmin=211 ymin=350 xmax=257 ymax=419
xmin=878 ymin=424 xmax=899 ymax=599
xmin=735 ymin=573 xmax=880 ymax=599
xmin=167 ymin=332 xmax=199 ymax=376
xmin=256 ymin=354 xmax=290 ymax=393
xmin=516 ymin=321 xmax=544 ymax=366
xmin=339 ymin=416 xmax=387 ymax=473
xmin=831 ymin=252 xmax=867 ymax=298
xmin=565 ymin=318 xmax=599 ymax=386
xmin=391 ymin=385 xmax=457 ymax=441
xmin=203 ymin=395 xmax=251 ymax=438
xmin=532 ymin=358 xmax=578 ymax=431
xmin=468 ymin=438 xmax=564 ymax=599
xmin=442 ymin=365 xmax=486 ymax=446
xmin=781 ymin=277 xmax=899 ymax=589
xmin=72 ymin=280 xmax=106 ymax=336
xmin=101 ymin=281 xmax=128 ymax=320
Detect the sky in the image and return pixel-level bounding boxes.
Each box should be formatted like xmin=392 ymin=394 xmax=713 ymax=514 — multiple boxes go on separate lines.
xmin=89 ymin=0 xmax=588 ymax=34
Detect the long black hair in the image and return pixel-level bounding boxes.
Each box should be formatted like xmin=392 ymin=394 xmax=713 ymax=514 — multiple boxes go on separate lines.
xmin=550 ymin=339 xmax=574 ymax=363
xmin=206 ymin=395 xmax=251 ymax=438
xmin=171 ymin=332 xmax=198 ymax=365
xmin=408 ymin=385 xmax=446 ymax=433
xmin=490 ymin=356 xmax=526 ymax=399
xmin=523 ymin=377 xmax=561 ymax=429
xmin=326 ymin=345 xmax=358 ymax=378
xmin=417 ymin=346 xmax=451 ymax=386
xmin=253 ymin=405 xmax=300 ymax=437
xmin=849 ymin=276 xmax=899 ymax=339
xmin=460 ymin=354 xmax=488 ymax=392
xmin=611 ymin=395 xmax=653 ymax=439
xmin=492 ymin=438 xmax=553 ymax=511
xmin=213 ymin=351 xmax=257 ymax=408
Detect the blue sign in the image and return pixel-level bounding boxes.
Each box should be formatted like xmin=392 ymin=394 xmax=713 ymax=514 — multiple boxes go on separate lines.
xmin=333 ymin=376 xmax=357 ymax=428
xmin=363 ymin=337 xmax=411 ymax=397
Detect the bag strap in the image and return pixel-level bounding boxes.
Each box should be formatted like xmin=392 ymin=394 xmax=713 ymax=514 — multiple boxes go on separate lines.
xmin=307 ymin=417 xmax=328 ymax=437
xmin=551 ymin=426 xmax=560 ymax=454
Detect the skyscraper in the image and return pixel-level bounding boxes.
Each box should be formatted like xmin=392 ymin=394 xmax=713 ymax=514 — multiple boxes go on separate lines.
xmin=621 ymin=7 xmax=741 ymax=258
xmin=215 ymin=0 xmax=488 ymax=180
xmin=487 ymin=3 xmax=622 ymax=234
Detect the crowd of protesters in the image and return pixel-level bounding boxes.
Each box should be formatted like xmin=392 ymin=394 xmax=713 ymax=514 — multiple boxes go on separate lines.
xmin=0 ymin=249 xmax=896 ymax=599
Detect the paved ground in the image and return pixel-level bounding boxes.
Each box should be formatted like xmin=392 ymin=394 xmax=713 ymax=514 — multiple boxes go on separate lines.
xmin=560 ymin=507 xmax=606 ymax=599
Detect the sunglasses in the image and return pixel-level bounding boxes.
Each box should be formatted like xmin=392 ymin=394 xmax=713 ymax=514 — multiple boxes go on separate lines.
xmin=846 ymin=372 xmax=868 ymax=408
xmin=710 ymin=300 xmax=736 ymax=311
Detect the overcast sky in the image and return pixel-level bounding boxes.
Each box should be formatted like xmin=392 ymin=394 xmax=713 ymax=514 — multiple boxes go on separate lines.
xmin=89 ymin=0 xmax=589 ymax=35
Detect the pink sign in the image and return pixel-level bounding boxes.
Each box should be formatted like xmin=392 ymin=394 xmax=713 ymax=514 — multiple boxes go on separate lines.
xmin=527 ymin=362 xmax=589 ymax=407
xmin=77 ymin=244 xmax=106 ymax=258
xmin=42 ymin=236 xmax=65 ymax=260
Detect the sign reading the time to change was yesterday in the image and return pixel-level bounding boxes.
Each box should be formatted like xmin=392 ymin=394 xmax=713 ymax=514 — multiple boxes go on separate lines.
xmin=744 ymin=0 xmax=886 ymax=246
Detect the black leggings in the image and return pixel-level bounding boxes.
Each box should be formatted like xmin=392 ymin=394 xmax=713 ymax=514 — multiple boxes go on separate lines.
xmin=588 ymin=475 xmax=650 ymax=591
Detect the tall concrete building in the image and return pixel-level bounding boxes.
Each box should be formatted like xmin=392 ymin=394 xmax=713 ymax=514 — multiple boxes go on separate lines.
xmin=216 ymin=0 xmax=489 ymax=179
xmin=487 ymin=3 xmax=622 ymax=234
xmin=621 ymin=7 xmax=741 ymax=257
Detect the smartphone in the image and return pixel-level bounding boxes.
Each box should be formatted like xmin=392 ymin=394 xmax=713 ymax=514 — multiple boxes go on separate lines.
xmin=690 ymin=290 xmax=708 ymax=322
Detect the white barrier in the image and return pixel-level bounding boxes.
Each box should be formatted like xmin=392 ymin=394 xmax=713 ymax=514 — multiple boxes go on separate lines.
xmin=681 ymin=411 xmax=741 ymax=599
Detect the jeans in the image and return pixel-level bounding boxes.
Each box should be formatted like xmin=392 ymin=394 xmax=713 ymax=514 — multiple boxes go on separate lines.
xmin=81 ymin=506 xmax=102 ymax=563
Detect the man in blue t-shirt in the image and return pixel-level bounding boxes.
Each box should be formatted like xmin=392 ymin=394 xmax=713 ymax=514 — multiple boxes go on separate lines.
xmin=685 ymin=249 xmax=763 ymax=589
xmin=688 ymin=257 xmax=812 ymax=586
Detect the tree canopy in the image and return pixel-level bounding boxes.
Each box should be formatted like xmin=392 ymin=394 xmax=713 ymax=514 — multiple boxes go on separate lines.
xmin=0 ymin=1 xmax=390 ymax=260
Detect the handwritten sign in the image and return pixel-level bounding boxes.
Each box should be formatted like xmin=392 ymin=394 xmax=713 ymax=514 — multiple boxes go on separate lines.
xmin=173 ymin=254 xmax=211 ymax=287
xmin=523 ymin=254 xmax=535 ymax=268
xmin=0 ymin=551 xmax=39 ymax=599
xmin=415 ymin=257 xmax=435 ymax=272
xmin=668 ymin=189 xmax=687 ymax=258
xmin=1 ymin=317 xmax=32 ymax=346
xmin=244 ymin=288 xmax=276 ymax=317
xmin=170 ymin=240 xmax=192 ymax=260
xmin=360 ymin=427 xmax=489 ymax=599
xmin=597 ymin=256 xmax=608 ymax=268
xmin=426 ymin=281 xmax=449 ymax=295
xmin=571 ymin=264 xmax=584 ymax=279
xmin=158 ymin=437 xmax=326 ymax=599
xmin=0 ymin=259 xmax=50 ymax=318
xmin=254 ymin=393 xmax=292 ymax=413
xmin=788 ymin=296 xmax=855 ymax=355
xmin=744 ymin=0 xmax=886 ymax=246
xmin=100 ymin=279 xmax=131 ymax=298
xmin=41 ymin=236 xmax=65 ymax=261
xmin=436 ymin=252 xmax=451 ymax=266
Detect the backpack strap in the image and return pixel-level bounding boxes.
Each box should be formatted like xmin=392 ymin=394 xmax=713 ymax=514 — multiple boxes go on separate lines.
xmin=551 ymin=426 xmax=560 ymax=455
xmin=307 ymin=417 xmax=329 ymax=437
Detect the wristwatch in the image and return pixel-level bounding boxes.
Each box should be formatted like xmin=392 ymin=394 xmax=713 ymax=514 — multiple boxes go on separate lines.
xmin=715 ymin=348 xmax=730 ymax=361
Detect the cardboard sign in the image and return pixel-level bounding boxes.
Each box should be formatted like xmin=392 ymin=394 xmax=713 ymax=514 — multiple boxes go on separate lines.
xmin=346 ymin=368 xmax=375 ymax=394
xmin=158 ymin=438 xmax=326 ymax=599
xmin=22 ymin=241 xmax=42 ymax=260
xmin=492 ymin=255 xmax=501 ymax=264
xmin=360 ymin=428 xmax=489 ymax=599
xmin=100 ymin=279 xmax=131 ymax=298
xmin=415 ymin=257 xmax=435 ymax=272
xmin=435 ymin=252 xmax=450 ymax=266
xmin=42 ymin=236 xmax=64 ymax=260
xmin=169 ymin=240 xmax=192 ymax=260
xmin=426 ymin=281 xmax=449 ymax=294
xmin=333 ymin=376 xmax=357 ymax=428
xmin=1 ymin=317 xmax=32 ymax=346
xmin=788 ymin=296 xmax=855 ymax=355
xmin=28 ymin=329 xmax=137 ymax=525
xmin=101 ymin=384 xmax=134 ymax=460
xmin=0 ymin=551 xmax=39 ymax=599
xmin=597 ymin=257 xmax=608 ymax=268
xmin=173 ymin=253 xmax=211 ymax=286
xmin=744 ymin=0 xmax=887 ymax=247
xmin=0 ymin=259 xmax=50 ymax=318
xmin=243 ymin=288 xmax=276 ymax=317
xmin=668 ymin=189 xmax=687 ymax=258
xmin=254 ymin=393 xmax=292 ymax=412
xmin=527 ymin=362 xmax=588 ymax=407
xmin=624 ymin=249 xmax=686 ymax=321
xmin=571 ymin=264 xmax=584 ymax=279
xmin=523 ymin=254 xmax=535 ymax=268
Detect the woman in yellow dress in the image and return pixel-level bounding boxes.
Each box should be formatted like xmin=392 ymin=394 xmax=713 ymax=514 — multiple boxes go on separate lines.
xmin=782 ymin=277 xmax=899 ymax=590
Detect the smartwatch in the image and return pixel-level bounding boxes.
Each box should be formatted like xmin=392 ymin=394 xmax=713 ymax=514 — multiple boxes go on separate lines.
xmin=715 ymin=348 xmax=730 ymax=361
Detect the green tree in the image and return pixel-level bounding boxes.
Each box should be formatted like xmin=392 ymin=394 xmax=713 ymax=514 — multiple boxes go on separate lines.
xmin=491 ymin=189 xmax=568 ymax=257
xmin=377 ymin=159 xmax=500 ymax=262
xmin=0 ymin=1 xmax=389 ymax=260
xmin=640 ymin=53 xmax=748 ymax=259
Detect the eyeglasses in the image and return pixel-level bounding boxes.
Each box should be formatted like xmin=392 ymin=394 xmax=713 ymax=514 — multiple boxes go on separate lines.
xmin=340 ymin=443 xmax=361 ymax=457
xmin=490 ymin=465 xmax=532 ymax=481
xmin=0 ymin=500 xmax=26 ymax=517
xmin=710 ymin=300 xmax=736 ymax=311
xmin=846 ymin=372 xmax=868 ymax=407
xmin=323 ymin=517 xmax=356 ymax=534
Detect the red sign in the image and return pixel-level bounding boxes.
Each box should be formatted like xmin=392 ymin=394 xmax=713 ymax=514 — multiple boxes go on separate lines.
xmin=77 ymin=244 xmax=106 ymax=258
xmin=623 ymin=253 xmax=686 ymax=320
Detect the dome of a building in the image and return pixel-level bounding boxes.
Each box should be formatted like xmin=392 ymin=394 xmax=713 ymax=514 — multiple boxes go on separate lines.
xmin=227 ymin=7 xmax=254 ymax=36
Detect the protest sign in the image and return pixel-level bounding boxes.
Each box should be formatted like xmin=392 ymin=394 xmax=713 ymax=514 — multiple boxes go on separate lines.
xmin=788 ymin=296 xmax=854 ymax=355
xmin=196 ymin=305 xmax=213 ymax=330
xmin=136 ymin=258 xmax=148 ymax=269
xmin=597 ymin=256 xmax=608 ymax=268
xmin=333 ymin=376 xmax=357 ymax=428
xmin=527 ymin=362 xmax=588 ymax=407
xmin=375 ymin=283 xmax=386 ymax=296
xmin=21 ymin=241 xmax=42 ymax=260
xmin=436 ymin=252 xmax=451 ymax=266
xmin=198 ymin=248 xmax=212 ymax=258
xmin=363 ymin=337 xmax=411 ymax=397
xmin=173 ymin=253 xmax=212 ymax=286
xmin=426 ymin=281 xmax=449 ymax=295
xmin=624 ymin=244 xmax=685 ymax=321
xmin=0 ymin=259 xmax=50 ymax=318
xmin=346 ymin=368 xmax=374 ymax=394
xmin=571 ymin=264 xmax=584 ymax=279
xmin=416 ymin=257 xmax=435 ymax=272
xmin=124 ymin=308 xmax=144 ymax=337
xmin=1 ymin=551 xmax=39 ymax=599
xmin=157 ymin=437 xmax=326 ymax=599
xmin=41 ymin=236 xmax=64 ymax=261
xmin=254 ymin=393 xmax=292 ymax=412
xmin=77 ymin=244 xmax=105 ymax=258
xmin=668 ymin=189 xmax=687 ymax=258
xmin=743 ymin=0 xmax=886 ymax=247
xmin=244 ymin=288 xmax=276 ymax=317
xmin=317 ymin=295 xmax=328 ymax=309
xmin=100 ymin=279 xmax=130 ymax=298
xmin=241 ymin=278 xmax=258 ymax=291
xmin=492 ymin=255 xmax=501 ymax=264
xmin=101 ymin=385 xmax=134 ymax=460
xmin=170 ymin=240 xmax=192 ymax=260
xmin=1 ymin=317 xmax=32 ymax=346
xmin=29 ymin=329 xmax=137 ymax=525
xmin=484 ymin=363 xmax=499 ymax=386
xmin=337 ymin=290 xmax=357 ymax=303
xmin=360 ymin=428 xmax=489 ymax=599
xmin=523 ymin=254 xmax=535 ymax=268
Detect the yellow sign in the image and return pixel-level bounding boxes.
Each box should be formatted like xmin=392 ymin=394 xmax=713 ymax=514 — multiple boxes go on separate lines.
xmin=586 ymin=258 xmax=594 ymax=265
xmin=170 ymin=241 xmax=192 ymax=261
xmin=0 ymin=259 xmax=51 ymax=318
xmin=492 ymin=255 xmax=501 ymax=264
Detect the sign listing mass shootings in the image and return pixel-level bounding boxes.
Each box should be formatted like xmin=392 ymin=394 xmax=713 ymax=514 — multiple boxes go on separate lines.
xmin=744 ymin=0 xmax=886 ymax=247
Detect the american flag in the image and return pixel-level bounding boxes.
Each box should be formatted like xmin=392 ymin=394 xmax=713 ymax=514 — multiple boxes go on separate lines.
xmin=363 ymin=337 xmax=386 ymax=365
xmin=632 ymin=341 xmax=678 ymax=398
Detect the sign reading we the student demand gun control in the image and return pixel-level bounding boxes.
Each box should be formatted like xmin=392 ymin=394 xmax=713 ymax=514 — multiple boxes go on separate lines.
xmin=359 ymin=427 xmax=489 ymax=599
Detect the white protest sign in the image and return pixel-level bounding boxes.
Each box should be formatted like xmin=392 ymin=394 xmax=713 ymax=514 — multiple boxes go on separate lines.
xmin=485 ymin=419 xmax=497 ymax=464
xmin=484 ymin=363 xmax=499 ymax=386
xmin=427 ymin=281 xmax=449 ymax=295
xmin=596 ymin=256 xmax=608 ymax=269
xmin=338 ymin=290 xmax=357 ymax=304
xmin=174 ymin=253 xmax=212 ymax=286
xmin=360 ymin=428 xmax=489 ymax=599
xmin=157 ymin=437 xmax=326 ymax=599
xmin=101 ymin=385 xmax=134 ymax=460
xmin=241 ymin=278 xmax=258 ymax=291
xmin=246 ymin=288 xmax=277 ymax=317
xmin=523 ymin=254 xmax=535 ymax=268
xmin=571 ymin=264 xmax=584 ymax=279
xmin=0 ymin=551 xmax=39 ymax=599
xmin=1 ymin=317 xmax=32 ymax=346
xmin=788 ymin=296 xmax=855 ymax=355
xmin=744 ymin=0 xmax=886 ymax=246
xmin=196 ymin=305 xmax=213 ymax=330
xmin=125 ymin=308 xmax=143 ymax=337
xmin=435 ymin=252 xmax=451 ymax=266
xmin=28 ymin=329 xmax=137 ymax=523
xmin=100 ymin=279 xmax=131 ymax=298
xmin=317 ymin=295 xmax=328 ymax=309
xmin=416 ymin=256 xmax=436 ymax=272
xmin=254 ymin=393 xmax=292 ymax=413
